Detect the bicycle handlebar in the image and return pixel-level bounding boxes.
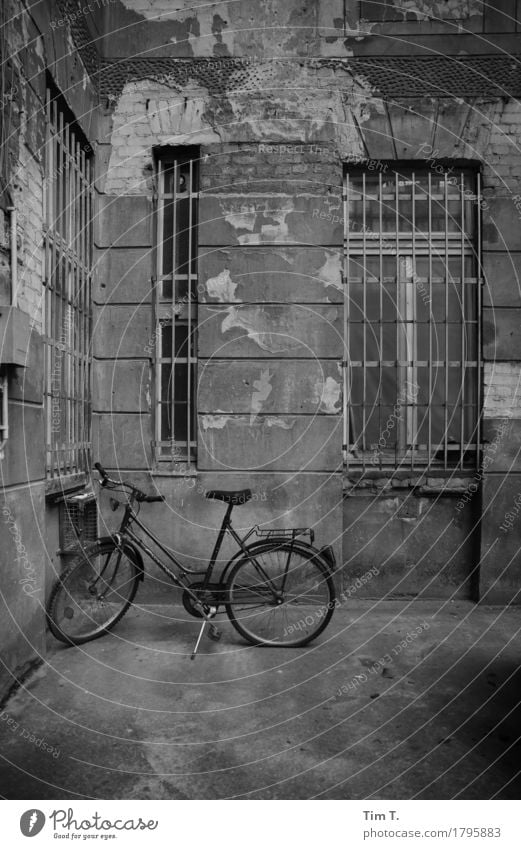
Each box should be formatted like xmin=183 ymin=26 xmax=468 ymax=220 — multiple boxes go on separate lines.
xmin=94 ymin=461 xmax=108 ymax=484
xmin=93 ymin=462 xmax=165 ymax=504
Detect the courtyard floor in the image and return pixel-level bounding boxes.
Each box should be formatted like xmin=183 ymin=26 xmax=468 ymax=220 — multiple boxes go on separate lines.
xmin=0 ymin=599 xmax=520 ymax=799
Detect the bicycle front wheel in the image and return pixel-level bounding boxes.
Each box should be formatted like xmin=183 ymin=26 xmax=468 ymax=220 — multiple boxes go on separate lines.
xmin=47 ymin=542 xmax=140 ymax=645
xmin=225 ymin=542 xmax=336 ymax=647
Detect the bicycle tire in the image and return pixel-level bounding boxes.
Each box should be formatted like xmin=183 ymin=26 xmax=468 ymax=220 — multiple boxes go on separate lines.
xmin=47 ymin=542 xmax=140 ymax=645
xmin=225 ymin=540 xmax=336 ymax=647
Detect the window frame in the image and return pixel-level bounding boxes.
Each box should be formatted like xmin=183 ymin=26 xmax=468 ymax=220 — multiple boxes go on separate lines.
xmin=43 ymin=86 xmax=93 ymax=482
xmin=153 ymin=147 xmax=199 ymax=471
xmin=0 ymin=371 xmax=7 ymax=460
xmin=343 ymin=161 xmax=482 ymax=473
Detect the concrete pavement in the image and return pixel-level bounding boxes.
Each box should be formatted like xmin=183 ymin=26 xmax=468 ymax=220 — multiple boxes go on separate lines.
xmin=0 ymin=599 xmax=520 ymax=799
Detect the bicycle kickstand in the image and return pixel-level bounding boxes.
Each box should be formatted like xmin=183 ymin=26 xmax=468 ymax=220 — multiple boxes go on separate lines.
xmin=191 ymin=607 xmax=220 ymax=660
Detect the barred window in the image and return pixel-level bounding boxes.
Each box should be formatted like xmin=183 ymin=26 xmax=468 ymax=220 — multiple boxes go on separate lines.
xmin=44 ymin=88 xmax=93 ymax=479
xmin=0 ymin=372 xmax=7 ymax=460
xmin=344 ymin=164 xmax=481 ymax=471
xmin=154 ymin=149 xmax=198 ymax=467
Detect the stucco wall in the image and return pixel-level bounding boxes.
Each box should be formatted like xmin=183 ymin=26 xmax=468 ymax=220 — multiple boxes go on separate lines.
xmin=0 ymin=0 xmax=99 ymax=700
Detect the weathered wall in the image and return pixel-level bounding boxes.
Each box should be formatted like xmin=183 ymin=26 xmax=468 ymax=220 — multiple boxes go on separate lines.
xmin=2 ymin=0 xmax=521 ymax=705
xmin=93 ymin=0 xmax=521 ymax=602
xmin=96 ymin=0 xmax=521 ymax=59
xmin=0 ymin=0 xmax=99 ymax=700
xmin=341 ymin=91 xmax=521 ymax=601
xmin=92 ymin=134 xmax=345 ymax=577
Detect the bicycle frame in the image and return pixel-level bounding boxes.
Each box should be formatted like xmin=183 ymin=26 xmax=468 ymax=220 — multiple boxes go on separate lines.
xmin=47 ymin=468 xmax=337 ymax=658
xmin=108 ymin=492 xmax=280 ymax=607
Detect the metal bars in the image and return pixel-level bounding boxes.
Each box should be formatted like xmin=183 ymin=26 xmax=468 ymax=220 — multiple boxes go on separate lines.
xmin=154 ymin=151 xmax=198 ymax=466
xmin=0 ymin=372 xmax=8 ymax=458
xmin=43 ymin=90 xmax=93 ymax=479
xmin=344 ymin=164 xmax=481 ymax=472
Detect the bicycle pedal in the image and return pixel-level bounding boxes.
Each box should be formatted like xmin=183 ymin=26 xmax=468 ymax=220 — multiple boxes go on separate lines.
xmin=208 ymin=625 xmax=222 ymax=641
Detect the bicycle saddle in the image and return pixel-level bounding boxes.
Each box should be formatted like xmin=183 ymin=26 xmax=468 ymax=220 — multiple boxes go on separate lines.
xmin=205 ymin=489 xmax=252 ymax=505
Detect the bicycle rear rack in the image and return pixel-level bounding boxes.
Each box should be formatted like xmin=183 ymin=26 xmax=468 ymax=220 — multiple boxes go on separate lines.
xmin=254 ymin=526 xmax=315 ymax=545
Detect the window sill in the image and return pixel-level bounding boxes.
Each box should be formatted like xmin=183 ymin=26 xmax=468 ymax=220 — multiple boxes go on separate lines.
xmin=152 ymin=466 xmax=197 ymax=477
xmin=45 ymin=473 xmax=89 ymax=501
xmin=343 ymin=471 xmax=477 ymax=497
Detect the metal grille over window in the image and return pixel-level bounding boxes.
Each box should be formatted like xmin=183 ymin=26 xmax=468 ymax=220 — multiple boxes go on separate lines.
xmin=44 ymin=89 xmax=93 ymax=479
xmin=155 ymin=150 xmax=198 ymax=466
xmin=343 ymin=165 xmax=481 ymax=472
xmin=0 ymin=371 xmax=7 ymax=460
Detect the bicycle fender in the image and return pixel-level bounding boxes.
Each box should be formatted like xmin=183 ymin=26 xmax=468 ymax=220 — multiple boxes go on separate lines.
xmin=222 ymin=538 xmax=336 ymax=584
xmin=319 ymin=545 xmax=336 ymax=571
xmin=97 ymin=535 xmax=146 ymax=581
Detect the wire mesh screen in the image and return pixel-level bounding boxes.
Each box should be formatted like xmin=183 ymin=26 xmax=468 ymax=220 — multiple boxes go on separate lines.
xmin=59 ymin=495 xmax=98 ymax=552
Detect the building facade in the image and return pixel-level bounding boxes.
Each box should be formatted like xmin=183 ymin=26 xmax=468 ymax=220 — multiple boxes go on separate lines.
xmin=1 ymin=0 xmax=521 ymax=699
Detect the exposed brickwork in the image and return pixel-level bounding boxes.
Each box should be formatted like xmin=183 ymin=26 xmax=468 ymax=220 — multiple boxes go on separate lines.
xmin=484 ymin=363 xmax=521 ymax=419
xmin=12 ymin=138 xmax=44 ymax=329
xmin=483 ymin=99 xmax=521 ymax=192
xmin=200 ymin=144 xmax=341 ymax=195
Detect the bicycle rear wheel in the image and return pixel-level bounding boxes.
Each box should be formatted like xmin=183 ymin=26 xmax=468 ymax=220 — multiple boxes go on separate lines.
xmin=47 ymin=542 xmax=140 ymax=645
xmin=225 ymin=541 xmax=336 ymax=647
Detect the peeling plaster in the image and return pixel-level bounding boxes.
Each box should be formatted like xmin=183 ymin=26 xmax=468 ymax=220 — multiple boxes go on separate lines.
xmin=105 ymin=64 xmax=380 ymax=192
xmin=221 ymin=306 xmax=302 ymax=353
xmin=120 ymin=0 xmax=203 ymax=21
xmin=222 ymin=198 xmax=295 ymax=244
xmin=201 ymin=413 xmax=295 ymax=430
xmin=209 ymin=62 xmax=376 ymax=149
xmin=224 ymin=205 xmax=257 ymax=232
xmin=250 ymin=368 xmax=273 ymax=423
xmin=264 ymin=416 xmax=296 ymax=429
xmin=118 ymin=0 xmax=321 ymax=57
xmin=201 ymin=415 xmax=230 ymax=430
xmin=205 ymin=268 xmax=240 ymax=302
xmin=316 ymin=252 xmax=343 ymax=291
xmin=391 ymin=0 xmax=482 ymax=20
xmin=319 ymin=376 xmax=342 ymax=414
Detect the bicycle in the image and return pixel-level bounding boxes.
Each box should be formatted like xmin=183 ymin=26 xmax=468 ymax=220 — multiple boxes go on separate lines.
xmin=47 ymin=462 xmax=337 ymax=658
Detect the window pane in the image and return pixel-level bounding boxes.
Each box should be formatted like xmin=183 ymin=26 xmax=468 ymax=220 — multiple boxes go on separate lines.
xmin=173 ymin=322 xmax=189 ymax=358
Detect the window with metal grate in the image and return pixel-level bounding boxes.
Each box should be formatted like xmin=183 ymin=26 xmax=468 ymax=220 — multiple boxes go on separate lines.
xmin=43 ymin=86 xmax=93 ymax=480
xmin=154 ymin=148 xmax=199 ymax=468
xmin=0 ymin=372 xmax=7 ymax=460
xmin=343 ymin=163 xmax=482 ymax=472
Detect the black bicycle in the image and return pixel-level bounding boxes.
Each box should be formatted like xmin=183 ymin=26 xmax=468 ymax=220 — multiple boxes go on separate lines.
xmin=47 ymin=463 xmax=337 ymax=658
